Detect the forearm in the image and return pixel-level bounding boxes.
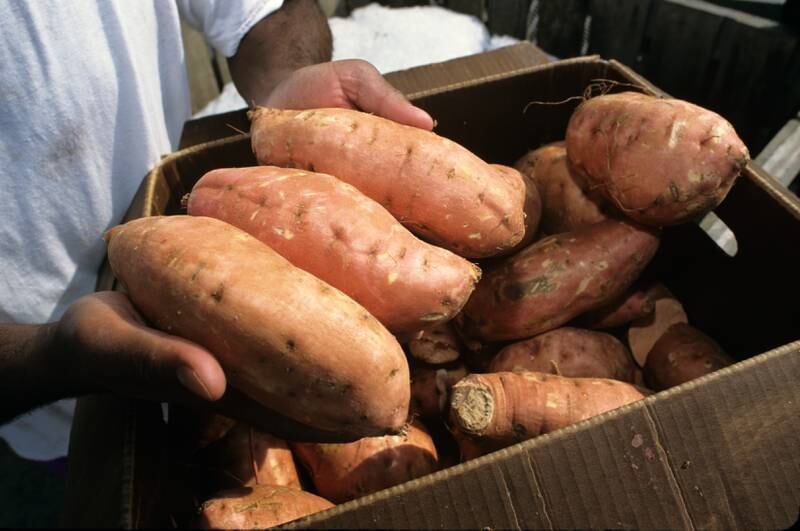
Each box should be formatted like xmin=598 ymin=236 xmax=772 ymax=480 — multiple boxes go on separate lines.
xmin=229 ymin=0 xmax=333 ymax=105
xmin=0 ymin=323 xmax=82 ymax=423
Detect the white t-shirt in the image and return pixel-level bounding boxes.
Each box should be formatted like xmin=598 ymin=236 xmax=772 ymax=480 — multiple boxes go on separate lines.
xmin=0 ymin=0 xmax=282 ymax=460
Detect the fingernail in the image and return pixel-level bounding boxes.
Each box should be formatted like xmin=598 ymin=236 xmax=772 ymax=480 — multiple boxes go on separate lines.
xmin=177 ymin=366 xmax=214 ymax=401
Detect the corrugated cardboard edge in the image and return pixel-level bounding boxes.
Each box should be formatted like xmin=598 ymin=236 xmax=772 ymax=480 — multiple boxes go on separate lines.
xmin=286 ymin=340 xmax=800 ymax=529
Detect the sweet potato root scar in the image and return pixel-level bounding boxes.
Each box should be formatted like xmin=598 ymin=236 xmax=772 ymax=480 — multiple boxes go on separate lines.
xmin=451 ymin=383 xmax=493 ymax=434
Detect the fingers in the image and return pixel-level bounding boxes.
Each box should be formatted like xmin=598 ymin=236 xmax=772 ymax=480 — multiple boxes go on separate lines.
xmin=333 ymin=59 xmax=434 ymax=130
xmin=64 ymin=292 xmax=226 ymax=404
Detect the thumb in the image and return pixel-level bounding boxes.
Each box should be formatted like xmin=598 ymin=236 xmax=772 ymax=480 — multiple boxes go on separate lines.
xmin=333 ymin=59 xmax=434 ymax=130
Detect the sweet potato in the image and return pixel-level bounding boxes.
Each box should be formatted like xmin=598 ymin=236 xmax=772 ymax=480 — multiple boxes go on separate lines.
xmin=104 ymin=215 xmax=409 ymax=438
xmin=188 ymin=166 xmax=480 ymax=335
xmin=291 ymin=423 xmax=438 ymax=503
xmin=249 ymin=107 xmax=528 ymax=258
xmin=488 ymin=327 xmax=638 ymax=382
xmin=627 ymin=284 xmax=688 ymax=366
xmin=203 ymin=423 xmax=301 ymax=489
xmin=644 ymin=323 xmax=734 ymax=390
xmin=514 ymin=141 xmax=607 ymax=235
xmin=566 ymin=91 xmax=749 ymax=226
xmin=169 ymin=407 xmax=237 ymax=452
xmin=197 ymin=485 xmax=333 ymax=529
xmin=449 ymin=372 xmax=646 ymax=457
xmin=457 ymin=219 xmax=660 ymax=342
xmin=580 ymin=283 xmax=655 ymax=329
xmin=492 ymin=163 xmax=542 ymax=250
xmin=410 ymin=363 xmax=469 ymax=419
xmin=407 ymin=322 xmax=462 ymax=365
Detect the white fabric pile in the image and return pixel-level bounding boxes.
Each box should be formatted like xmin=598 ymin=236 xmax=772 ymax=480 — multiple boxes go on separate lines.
xmin=195 ymin=3 xmax=519 ymax=117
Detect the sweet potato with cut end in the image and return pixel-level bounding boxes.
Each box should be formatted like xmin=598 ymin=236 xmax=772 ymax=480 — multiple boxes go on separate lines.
xmin=449 ymin=371 xmax=646 ymax=457
xmin=457 ymin=219 xmax=660 ymax=342
xmin=197 ymin=485 xmax=333 ymax=529
xmin=202 ymin=423 xmax=301 ymax=489
xmin=514 ymin=141 xmax=607 ymax=235
xmin=410 ymin=363 xmax=469 ymax=419
xmin=627 ymin=284 xmax=688 ymax=367
xmin=580 ymin=283 xmax=656 ymax=329
xmin=249 ymin=107 xmax=528 ymax=258
xmin=104 ymin=215 xmax=409 ymax=438
xmin=291 ymin=422 xmax=438 ymax=503
xmin=407 ymin=322 xmax=462 ymax=365
xmin=566 ymin=91 xmax=750 ymax=226
xmin=644 ymin=323 xmax=734 ymax=390
xmin=488 ymin=327 xmax=638 ymax=382
xmin=188 ymin=166 xmax=480 ymax=335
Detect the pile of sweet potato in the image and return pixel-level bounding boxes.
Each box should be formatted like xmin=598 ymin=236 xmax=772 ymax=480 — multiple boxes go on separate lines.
xmin=104 ymin=90 xmax=747 ymax=528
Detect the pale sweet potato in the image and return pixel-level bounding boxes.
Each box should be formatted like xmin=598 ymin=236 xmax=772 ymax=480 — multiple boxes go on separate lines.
xmin=457 ymin=219 xmax=660 ymax=342
xmin=488 ymin=327 xmax=638 ymax=382
xmin=104 ymin=215 xmax=409 ymax=438
xmin=644 ymin=323 xmax=734 ymax=390
xmin=627 ymin=284 xmax=688 ymax=366
xmin=514 ymin=141 xmax=607 ymax=235
xmin=249 ymin=107 xmax=528 ymax=258
xmin=407 ymin=322 xmax=462 ymax=365
xmin=449 ymin=371 xmax=646 ymax=457
xmin=291 ymin=422 xmax=438 ymax=503
xmin=197 ymin=485 xmax=333 ymax=529
xmin=410 ymin=363 xmax=469 ymax=419
xmin=566 ymin=91 xmax=749 ymax=226
xmin=188 ymin=166 xmax=480 ymax=335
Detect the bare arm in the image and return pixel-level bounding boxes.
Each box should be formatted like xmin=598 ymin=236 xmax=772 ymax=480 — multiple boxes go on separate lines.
xmin=229 ymin=0 xmax=332 ymax=106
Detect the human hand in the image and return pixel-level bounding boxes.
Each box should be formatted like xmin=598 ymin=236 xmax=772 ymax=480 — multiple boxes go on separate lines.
xmin=263 ymin=59 xmax=434 ymax=130
xmin=51 ymin=292 xmax=359 ymax=442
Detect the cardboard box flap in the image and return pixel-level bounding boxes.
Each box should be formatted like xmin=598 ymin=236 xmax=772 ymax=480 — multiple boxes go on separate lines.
xmin=287 ymin=341 xmax=800 ymax=529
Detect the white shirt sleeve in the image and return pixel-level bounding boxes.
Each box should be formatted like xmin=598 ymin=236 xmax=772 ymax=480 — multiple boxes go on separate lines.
xmin=177 ymin=0 xmax=284 ymax=57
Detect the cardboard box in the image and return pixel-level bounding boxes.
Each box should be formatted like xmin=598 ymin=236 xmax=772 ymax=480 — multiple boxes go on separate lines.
xmin=65 ymin=45 xmax=800 ymax=529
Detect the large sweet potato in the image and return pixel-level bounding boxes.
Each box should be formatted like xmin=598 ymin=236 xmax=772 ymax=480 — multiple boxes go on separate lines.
xmin=488 ymin=327 xmax=638 ymax=382
xmin=291 ymin=422 xmax=438 ymax=503
xmin=197 ymin=485 xmax=333 ymax=529
xmin=104 ymin=215 xmax=409 ymax=438
xmin=566 ymin=91 xmax=749 ymax=226
xmin=514 ymin=141 xmax=607 ymax=235
xmin=449 ymin=371 xmax=645 ymax=457
xmin=457 ymin=219 xmax=660 ymax=342
xmin=188 ymin=166 xmax=480 ymax=335
xmin=249 ymin=107 xmax=528 ymax=258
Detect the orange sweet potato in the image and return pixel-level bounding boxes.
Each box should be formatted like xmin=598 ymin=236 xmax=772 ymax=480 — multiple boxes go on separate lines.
xmin=580 ymin=283 xmax=656 ymax=329
xmin=291 ymin=423 xmax=438 ymax=503
xmin=188 ymin=166 xmax=480 ymax=335
xmin=488 ymin=327 xmax=638 ymax=382
xmin=457 ymin=219 xmax=660 ymax=342
xmin=104 ymin=215 xmax=409 ymax=438
xmin=514 ymin=141 xmax=607 ymax=235
xmin=566 ymin=92 xmax=749 ymax=226
xmin=492 ymin=163 xmax=542 ymax=250
xmin=197 ymin=485 xmax=333 ymax=529
xmin=249 ymin=107 xmax=528 ymax=258
xmin=449 ymin=371 xmax=646 ymax=457
xmin=203 ymin=423 xmax=302 ymax=489
xmin=644 ymin=323 xmax=734 ymax=390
